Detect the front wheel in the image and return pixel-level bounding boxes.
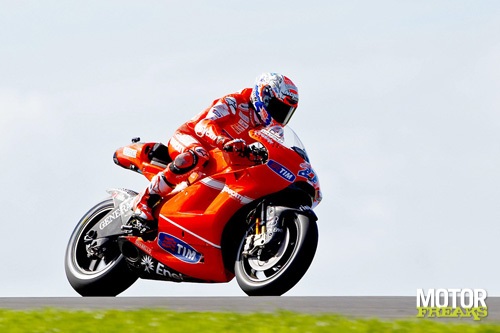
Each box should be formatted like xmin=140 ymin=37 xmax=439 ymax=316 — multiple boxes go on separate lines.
xmin=65 ymin=198 xmax=138 ymax=296
xmin=235 ymin=212 xmax=318 ymax=296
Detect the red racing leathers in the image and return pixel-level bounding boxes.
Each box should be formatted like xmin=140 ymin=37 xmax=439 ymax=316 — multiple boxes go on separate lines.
xmin=168 ymin=87 xmax=262 ymax=182
xmin=133 ymin=88 xmax=263 ymax=221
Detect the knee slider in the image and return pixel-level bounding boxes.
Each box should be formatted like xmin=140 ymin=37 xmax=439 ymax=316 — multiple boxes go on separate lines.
xmin=169 ymin=150 xmax=198 ymax=175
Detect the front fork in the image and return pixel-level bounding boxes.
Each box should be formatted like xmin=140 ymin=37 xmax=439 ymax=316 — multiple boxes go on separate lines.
xmin=242 ymin=201 xmax=284 ymax=258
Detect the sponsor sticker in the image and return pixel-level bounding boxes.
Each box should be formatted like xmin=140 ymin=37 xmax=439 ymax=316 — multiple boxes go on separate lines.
xmin=158 ymin=232 xmax=202 ymax=264
xmin=140 ymin=255 xmax=155 ymax=273
xmin=123 ymin=147 xmax=137 ymax=158
xmin=267 ymin=160 xmax=296 ymax=182
xmin=261 ymin=126 xmax=285 ymax=143
xmin=99 ymin=209 xmax=121 ymax=229
xmin=140 ymin=255 xmax=183 ymax=281
xmin=222 ymin=185 xmax=253 ymax=204
xmin=208 ymin=103 xmax=230 ymax=119
xmin=134 ymin=239 xmax=153 ymax=255
xmin=298 ymin=162 xmax=318 ymax=184
xmin=224 ymin=97 xmax=237 ymax=114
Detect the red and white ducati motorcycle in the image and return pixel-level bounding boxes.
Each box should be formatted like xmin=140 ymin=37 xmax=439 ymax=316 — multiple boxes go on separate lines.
xmin=65 ymin=125 xmax=321 ymax=296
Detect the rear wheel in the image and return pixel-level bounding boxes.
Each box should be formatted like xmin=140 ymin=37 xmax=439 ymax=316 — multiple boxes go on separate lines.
xmin=64 ymin=199 xmax=138 ymax=296
xmin=235 ymin=212 xmax=318 ymax=296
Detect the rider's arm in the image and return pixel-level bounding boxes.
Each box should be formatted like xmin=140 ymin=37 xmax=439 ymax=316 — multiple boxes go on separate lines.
xmin=194 ymin=97 xmax=236 ymax=148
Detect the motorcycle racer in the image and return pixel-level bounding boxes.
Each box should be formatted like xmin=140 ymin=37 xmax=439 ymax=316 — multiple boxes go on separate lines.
xmin=132 ymin=73 xmax=300 ymax=231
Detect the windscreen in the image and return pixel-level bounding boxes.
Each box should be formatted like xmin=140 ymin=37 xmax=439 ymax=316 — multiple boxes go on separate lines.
xmin=259 ymin=125 xmax=310 ymax=162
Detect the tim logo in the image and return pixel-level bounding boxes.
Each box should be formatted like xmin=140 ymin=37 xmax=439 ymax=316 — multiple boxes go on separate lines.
xmin=267 ymin=160 xmax=296 ymax=182
xmin=158 ymin=233 xmax=202 ymax=264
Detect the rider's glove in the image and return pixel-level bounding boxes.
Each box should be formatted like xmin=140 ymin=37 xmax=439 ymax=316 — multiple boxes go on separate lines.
xmin=223 ymin=139 xmax=247 ymax=154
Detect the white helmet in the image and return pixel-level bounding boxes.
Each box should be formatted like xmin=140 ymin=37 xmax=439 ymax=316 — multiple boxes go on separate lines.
xmin=251 ymin=73 xmax=299 ymax=126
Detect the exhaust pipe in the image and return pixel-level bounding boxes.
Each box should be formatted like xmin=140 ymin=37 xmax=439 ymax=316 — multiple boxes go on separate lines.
xmin=118 ymin=238 xmax=140 ymax=262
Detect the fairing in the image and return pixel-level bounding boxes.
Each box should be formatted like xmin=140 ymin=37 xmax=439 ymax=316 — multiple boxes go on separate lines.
xmin=110 ymin=125 xmax=321 ymax=283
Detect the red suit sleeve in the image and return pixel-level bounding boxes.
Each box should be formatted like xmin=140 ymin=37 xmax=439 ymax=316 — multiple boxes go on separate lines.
xmin=193 ymin=96 xmax=238 ymax=148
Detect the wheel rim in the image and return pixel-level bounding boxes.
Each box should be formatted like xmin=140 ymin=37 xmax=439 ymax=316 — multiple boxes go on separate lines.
xmin=238 ymin=219 xmax=299 ymax=283
xmin=69 ymin=204 xmax=121 ymax=279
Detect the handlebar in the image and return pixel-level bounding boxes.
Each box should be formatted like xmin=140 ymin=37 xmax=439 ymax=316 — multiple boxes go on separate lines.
xmin=223 ymin=142 xmax=268 ymax=164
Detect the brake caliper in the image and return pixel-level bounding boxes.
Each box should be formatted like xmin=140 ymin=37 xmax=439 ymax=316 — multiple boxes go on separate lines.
xmin=242 ymin=203 xmax=285 ymax=259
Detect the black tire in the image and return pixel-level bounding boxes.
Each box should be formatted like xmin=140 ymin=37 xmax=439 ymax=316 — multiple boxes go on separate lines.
xmin=65 ymin=198 xmax=138 ymax=296
xmin=235 ymin=212 xmax=318 ymax=296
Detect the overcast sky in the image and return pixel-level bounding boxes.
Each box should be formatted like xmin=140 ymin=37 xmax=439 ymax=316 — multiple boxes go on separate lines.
xmin=1 ymin=1 xmax=499 ymax=297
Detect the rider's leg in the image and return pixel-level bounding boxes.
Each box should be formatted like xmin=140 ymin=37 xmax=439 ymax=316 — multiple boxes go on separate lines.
xmin=132 ymin=171 xmax=175 ymax=221
xmin=132 ymin=134 xmax=209 ymax=222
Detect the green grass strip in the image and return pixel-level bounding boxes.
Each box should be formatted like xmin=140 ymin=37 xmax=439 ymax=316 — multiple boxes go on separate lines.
xmin=1 ymin=309 xmax=500 ymax=333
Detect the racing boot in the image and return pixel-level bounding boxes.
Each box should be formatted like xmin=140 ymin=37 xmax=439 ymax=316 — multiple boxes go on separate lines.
xmin=129 ymin=171 xmax=175 ymax=238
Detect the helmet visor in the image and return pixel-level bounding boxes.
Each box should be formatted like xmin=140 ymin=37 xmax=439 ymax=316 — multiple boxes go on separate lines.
xmin=267 ymin=98 xmax=297 ymax=125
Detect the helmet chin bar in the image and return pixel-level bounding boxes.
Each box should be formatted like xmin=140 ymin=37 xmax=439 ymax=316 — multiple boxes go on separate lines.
xmin=267 ymin=98 xmax=297 ymax=125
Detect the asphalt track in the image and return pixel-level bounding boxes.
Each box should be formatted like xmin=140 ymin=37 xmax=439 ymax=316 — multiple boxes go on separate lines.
xmin=1 ymin=297 xmax=500 ymax=321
